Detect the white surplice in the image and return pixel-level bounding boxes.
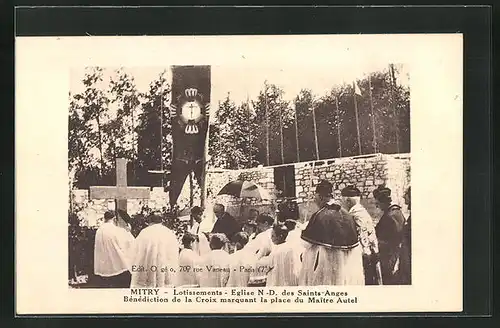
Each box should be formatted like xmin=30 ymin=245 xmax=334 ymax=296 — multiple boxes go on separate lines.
xmin=244 ymin=228 xmax=273 ymax=259
xmin=189 ymin=221 xmax=211 ymax=257
xmin=266 ymin=242 xmax=300 ymax=286
xmin=298 ymin=242 xmax=365 ymax=286
xmin=196 ymin=249 xmax=231 ymax=287
xmin=226 ymin=248 xmax=255 ymax=287
xmin=177 ymin=248 xmax=200 ymax=287
xmin=94 ymin=220 xmax=135 ymax=277
xmin=129 ymin=223 xmax=180 ymax=288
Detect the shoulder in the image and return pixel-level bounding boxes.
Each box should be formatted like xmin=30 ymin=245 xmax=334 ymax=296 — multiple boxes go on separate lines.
xmin=389 ymin=204 xmax=402 ymax=211
xmin=387 ymin=205 xmax=404 ymax=216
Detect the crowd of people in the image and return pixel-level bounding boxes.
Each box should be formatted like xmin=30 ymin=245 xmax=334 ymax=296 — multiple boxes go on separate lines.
xmin=93 ymin=181 xmax=411 ymax=288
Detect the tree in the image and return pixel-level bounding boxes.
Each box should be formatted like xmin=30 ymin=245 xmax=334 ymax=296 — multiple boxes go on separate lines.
xmin=252 ymin=84 xmax=293 ymax=166
xmin=73 ymin=67 xmax=111 ymax=181
xmin=135 ymin=70 xmax=172 ymax=187
xmin=107 ymin=69 xmax=141 ymax=184
xmin=208 ymin=94 xmax=260 ymax=170
xmin=293 ymin=89 xmax=317 ymax=162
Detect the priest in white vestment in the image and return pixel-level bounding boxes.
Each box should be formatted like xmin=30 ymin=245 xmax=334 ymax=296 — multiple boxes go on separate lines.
xmin=197 ymin=234 xmax=231 ymax=287
xmin=129 ymin=212 xmax=180 ymax=288
xmin=227 ymin=232 xmax=253 ymax=287
xmin=178 ymin=232 xmax=200 ymax=287
xmin=244 ymin=213 xmax=274 ymax=257
xmin=266 ymin=224 xmax=301 ymax=286
xmin=299 ymin=180 xmax=365 ymax=286
xmin=188 ymin=206 xmax=210 ymax=257
xmin=94 ymin=210 xmax=135 ymax=288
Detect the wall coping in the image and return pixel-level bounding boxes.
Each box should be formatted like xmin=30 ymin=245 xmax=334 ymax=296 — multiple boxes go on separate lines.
xmin=207 ymin=153 xmax=411 ymax=173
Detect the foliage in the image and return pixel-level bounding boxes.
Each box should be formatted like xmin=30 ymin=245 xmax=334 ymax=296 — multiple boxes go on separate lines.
xmin=209 ymin=65 xmax=410 ymax=169
xmin=135 ymin=70 xmax=172 ymax=187
xmin=69 ymin=68 xmax=172 ymax=189
xmin=208 ymin=95 xmax=260 ymax=169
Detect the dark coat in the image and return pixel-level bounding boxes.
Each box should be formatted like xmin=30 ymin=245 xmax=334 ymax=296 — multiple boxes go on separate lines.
xmin=375 ymin=204 xmax=406 ymax=284
xmin=211 ymin=212 xmax=240 ymax=240
xmin=396 ymin=216 xmax=411 ymax=285
xmin=301 ymin=202 xmax=359 ymax=249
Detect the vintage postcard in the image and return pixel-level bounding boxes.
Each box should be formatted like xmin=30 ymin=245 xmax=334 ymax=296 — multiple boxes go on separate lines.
xmin=16 ymin=34 xmax=462 ymax=314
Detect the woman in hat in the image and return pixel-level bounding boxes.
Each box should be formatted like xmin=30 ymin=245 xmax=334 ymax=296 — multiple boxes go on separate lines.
xmin=373 ymin=185 xmax=406 ymax=285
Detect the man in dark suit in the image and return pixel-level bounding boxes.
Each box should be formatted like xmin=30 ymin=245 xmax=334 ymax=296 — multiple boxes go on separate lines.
xmin=373 ymin=185 xmax=406 ymax=285
xmin=211 ymin=203 xmax=241 ymax=241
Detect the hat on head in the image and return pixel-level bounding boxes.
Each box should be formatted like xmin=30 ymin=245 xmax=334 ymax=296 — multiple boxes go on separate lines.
xmin=315 ymin=180 xmax=333 ymax=197
xmin=191 ymin=206 xmax=203 ymax=216
xmin=373 ymin=185 xmax=392 ymax=203
xmin=104 ymin=210 xmax=115 ymax=221
xmin=341 ymin=185 xmax=361 ymax=197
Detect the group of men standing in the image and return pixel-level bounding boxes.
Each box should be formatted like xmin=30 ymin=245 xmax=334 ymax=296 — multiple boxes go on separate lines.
xmin=92 ymin=181 xmax=411 ymax=288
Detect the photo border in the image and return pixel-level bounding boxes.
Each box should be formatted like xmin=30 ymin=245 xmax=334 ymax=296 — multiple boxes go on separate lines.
xmin=11 ymin=5 xmax=492 ymax=320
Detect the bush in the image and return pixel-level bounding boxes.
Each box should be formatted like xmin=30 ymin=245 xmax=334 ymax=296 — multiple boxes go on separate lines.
xmin=68 ymin=211 xmax=96 ymax=280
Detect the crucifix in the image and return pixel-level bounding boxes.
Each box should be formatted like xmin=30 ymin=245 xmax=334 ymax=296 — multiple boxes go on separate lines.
xmin=90 ymin=158 xmax=150 ymax=224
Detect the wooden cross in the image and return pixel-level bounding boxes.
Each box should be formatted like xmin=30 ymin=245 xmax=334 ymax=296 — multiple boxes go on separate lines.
xmin=89 ymin=158 xmax=150 ymax=213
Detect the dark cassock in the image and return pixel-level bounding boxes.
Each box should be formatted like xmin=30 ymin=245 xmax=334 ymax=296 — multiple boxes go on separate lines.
xmin=396 ymin=186 xmax=411 ymax=285
xmin=373 ymin=185 xmax=406 ymax=285
xmin=396 ymin=216 xmax=411 ymax=285
xmin=299 ymin=180 xmax=365 ymax=286
xmin=211 ymin=204 xmax=241 ymax=241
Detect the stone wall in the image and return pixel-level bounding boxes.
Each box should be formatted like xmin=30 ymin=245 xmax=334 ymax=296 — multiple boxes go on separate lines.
xmin=293 ymin=154 xmax=410 ymax=222
xmin=71 ymin=187 xmax=171 ymax=227
xmin=72 ymin=153 xmax=410 ymax=227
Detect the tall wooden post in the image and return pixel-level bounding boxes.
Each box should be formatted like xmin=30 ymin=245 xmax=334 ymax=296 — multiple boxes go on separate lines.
xmin=353 ymin=81 xmax=362 ymax=155
xmin=264 ymin=82 xmax=270 ymax=166
xmin=293 ymin=103 xmax=300 ymax=162
xmin=335 ymin=96 xmax=343 ymax=158
xmin=368 ymin=74 xmax=378 ymax=153
xmin=311 ymin=105 xmax=320 ymax=160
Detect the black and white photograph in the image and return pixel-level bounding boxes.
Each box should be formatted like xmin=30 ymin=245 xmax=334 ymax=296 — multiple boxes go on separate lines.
xmin=16 ymin=34 xmax=462 ymax=314
xmin=68 ymin=61 xmax=411 ymax=289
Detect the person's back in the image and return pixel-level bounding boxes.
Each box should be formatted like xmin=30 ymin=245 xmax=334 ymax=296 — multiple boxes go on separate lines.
xmin=94 ymin=211 xmax=135 ymax=288
xmin=178 ymin=232 xmax=200 ymax=287
xmin=227 ymin=232 xmax=253 ymax=287
xmin=197 ymin=234 xmax=231 ymax=287
xmin=94 ymin=220 xmax=132 ymax=277
xmin=129 ymin=214 xmax=179 ymax=288
xmin=302 ymin=204 xmax=359 ymax=248
xmin=299 ymin=180 xmax=364 ymax=286
xmin=266 ymin=225 xmax=299 ymax=286
xmin=178 ymin=248 xmax=200 ymax=287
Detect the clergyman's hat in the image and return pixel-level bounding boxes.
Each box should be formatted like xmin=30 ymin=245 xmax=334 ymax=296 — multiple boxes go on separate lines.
xmin=373 ymin=185 xmax=392 ymax=203
xmin=315 ymin=180 xmax=333 ymax=197
xmin=341 ymin=185 xmax=361 ymax=197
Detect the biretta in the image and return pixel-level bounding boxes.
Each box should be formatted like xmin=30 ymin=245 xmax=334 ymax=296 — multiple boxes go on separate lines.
xmin=341 ymin=185 xmax=361 ymax=197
